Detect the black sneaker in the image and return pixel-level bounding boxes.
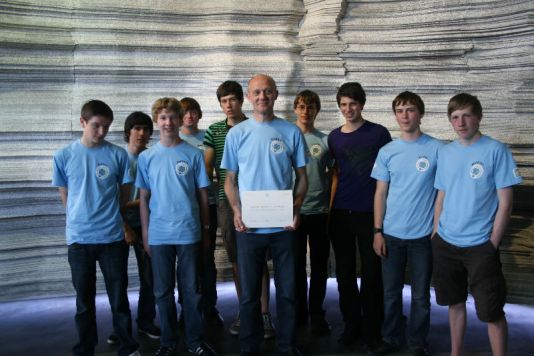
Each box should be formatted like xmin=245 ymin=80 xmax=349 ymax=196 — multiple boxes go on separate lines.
xmin=188 ymin=342 xmax=218 ymax=356
xmin=337 ymin=325 xmax=360 ymax=345
xmin=156 ymin=346 xmax=178 ymax=356
xmin=412 ymin=348 xmax=429 ymax=356
xmin=371 ymin=340 xmax=398 ymax=355
xmin=310 ymin=317 xmax=331 ymax=336
xmin=204 ymin=308 xmax=224 ymax=326
xmin=107 ymin=332 xmax=119 ymax=345
xmin=279 ymin=346 xmax=304 ymax=356
xmin=138 ymin=324 xmax=161 ymax=339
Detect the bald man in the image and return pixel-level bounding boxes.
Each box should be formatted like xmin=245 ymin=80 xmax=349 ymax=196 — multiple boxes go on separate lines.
xmin=221 ymin=74 xmax=308 ymax=356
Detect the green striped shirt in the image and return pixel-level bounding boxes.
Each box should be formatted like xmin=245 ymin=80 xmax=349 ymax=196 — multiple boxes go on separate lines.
xmin=203 ymin=117 xmax=248 ymax=201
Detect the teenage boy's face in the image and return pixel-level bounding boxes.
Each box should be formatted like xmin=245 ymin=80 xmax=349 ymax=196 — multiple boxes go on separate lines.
xmin=394 ymin=103 xmax=422 ymax=134
xmin=129 ymin=125 xmax=151 ymax=150
xmin=182 ymin=110 xmax=200 ymax=129
xmin=80 ymin=115 xmax=111 ymax=147
xmin=449 ymin=105 xmax=481 ymax=142
xmin=294 ymin=100 xmax=318 ymax=126
xmin=156 ymin=109 xmax=181 ymax=138
xmin=219 ymin=94 xmax=243 ymax=120
xmin=339 ymin=96 xmax=364 ymax=123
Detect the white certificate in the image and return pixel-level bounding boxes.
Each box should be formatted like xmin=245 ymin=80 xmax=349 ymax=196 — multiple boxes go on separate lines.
xmin=241 ymin=190 xmax=293 ymax=228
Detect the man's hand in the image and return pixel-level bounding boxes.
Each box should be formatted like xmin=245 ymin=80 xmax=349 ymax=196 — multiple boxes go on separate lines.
xmin=373 ymin=233 xmax=387 ymax=257
xmin=124 ymin=224 xmax=137 ymax=246
xmin=233 ymin=210 xmax=248 ymax=232
xmin=284 ymin=211 xmax=300 ymax=231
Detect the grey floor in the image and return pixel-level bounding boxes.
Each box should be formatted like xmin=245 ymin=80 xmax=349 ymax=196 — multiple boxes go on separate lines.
xmin=1 ymin=279 xmax=533 ymax=356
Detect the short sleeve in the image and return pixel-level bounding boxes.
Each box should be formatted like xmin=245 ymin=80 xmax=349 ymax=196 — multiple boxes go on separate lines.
xmin=221 ymin=130 xmax=238 ymax=172
xmin=203 ymin=125 xmax=215 ymax=149
xmin=434 ymin=146 xmax=446 ymax=191
xmin=194 ymin=150 xmax=210 ymax=189
xmin=52 ymin=150 xmax=68 ymax=187
xmin=118 ymin=149 xmax=133 ymax=185
xmin=136 ymin=153 xmax=150 ymax=190
xmin=292 ymin=129 xmax=308 ymax=168
xmin=371 ymin=148 xmax=390 ymax=182
xmin=494 ymin=143 xmax=522 ymax=189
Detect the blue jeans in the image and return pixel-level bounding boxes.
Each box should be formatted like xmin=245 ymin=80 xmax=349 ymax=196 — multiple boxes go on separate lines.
xmin=150 ymin=243 xmax=203 ymax=350
xmin=381 ymin=234 xmax=432 ymax=350
xmin=132 ymin=236 xmax=156 ymax=328
xmin=236 ymin=230 xmax=297 ymax=353
xmin=68 ymin=241 xmax=138 ymax=356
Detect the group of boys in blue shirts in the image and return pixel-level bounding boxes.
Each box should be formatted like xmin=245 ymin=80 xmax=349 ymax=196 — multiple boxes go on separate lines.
xmin=52 ymin=75 xmax=522 ymax=356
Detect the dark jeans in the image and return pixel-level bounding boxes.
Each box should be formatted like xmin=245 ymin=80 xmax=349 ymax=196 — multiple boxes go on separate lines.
xmin=131 ymin=232 xmax=156 ymax=328
xmin=329 ymin=209 xmax=384 ymax=346
xmin=236 ymin=230 xmax=297 ymax=353
xmin=381 ymin=234 xmax=432 ymax=350
xmin=68 ymin=241 xmax=138 ymax=356
xmin=295 ymin=213 xmax=330 ymax=321
xmin=201 ymin=204 xmax=219 ymax=313
xmin=151 ymin=243 xmax=203 ymax=350
xmin=177 ymin=205 xmax=218 ymax=315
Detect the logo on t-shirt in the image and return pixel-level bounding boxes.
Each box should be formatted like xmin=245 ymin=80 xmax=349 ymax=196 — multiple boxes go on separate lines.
xmin=309 ymin=144 xmax=322 ymax=158
xmin=175 ymin=160 xmax=189 ymax=176
xmin=270 ymin=138 xmax=284 ymax=154
xmin=95 ymin=164 xmax=110 ymax=180
xmin=415 ymin=156 xmax=430 ymax=172
xmin=513 ymin=168 xmax=521 ymax=178
xmin=470 ymin=162 xmax=484 ymax=179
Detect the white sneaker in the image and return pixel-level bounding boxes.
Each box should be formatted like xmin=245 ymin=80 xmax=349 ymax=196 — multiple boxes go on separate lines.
xmin=128 ymin=350 xmax=141 ymax=356
xmin=262 ymin=312 xmax=275 ymax=339
xmin=229 ymin=313 xmax=240 ymax=336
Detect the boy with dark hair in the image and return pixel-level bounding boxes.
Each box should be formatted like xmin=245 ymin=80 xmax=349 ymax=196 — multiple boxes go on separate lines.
xmin=292 ymin=90 xmax=333 ymax=335
xmin=371 ymin=91 xmax=442 ymax=355
xmin=137 ymin=98 xmax=217 ymax=356
xmin=204 ymin=80 xmax=275 ymax=338
xmin=433 ymin=93 xmax=521 ymax=356
xmin=52 ymin=99 xmax=140 ymax=356
xmin=328 ymin=82 xmax=391 ymax=348
xmin=178 ymin=97 xmax=223 ymax=326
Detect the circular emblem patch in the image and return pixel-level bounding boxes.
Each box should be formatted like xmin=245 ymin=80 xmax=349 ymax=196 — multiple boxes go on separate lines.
xmin=470 ymin=162 xmax=484 ymax=179
xmin=270 ymin=138 xmax=284 ymax=154
xmin=95 ymin=164 xmax=110 ymax=180
xmin=309 ymin=144 xmax=322 ymax=158
xmin=175 ymin=160 xmax=189 ymax=176
xmin=415 ymin=157 xmax=430 ymax=172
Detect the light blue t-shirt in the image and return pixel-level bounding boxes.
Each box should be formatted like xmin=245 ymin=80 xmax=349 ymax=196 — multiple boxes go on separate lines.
xmin=123 ymin=151 xmax=141 ymax=228
xmin=300 ymin=129 xmax=333 ymax=215
xmin=221 ymin=117 xmax=308 ymax=234
xmin=52 ymin=140 xmax=132 ymax=245
xmin=371 ymin=134 xmax=443 ymax=239
xmin=179 ymin=130 xmax=206 ymax=150
xmin=136 ymin=141 xmax=210 ymax=245
xmin=434 ymin=135 xmax=522 ymax=247
xmin=180 ymin=129 xmax=216 ymax=205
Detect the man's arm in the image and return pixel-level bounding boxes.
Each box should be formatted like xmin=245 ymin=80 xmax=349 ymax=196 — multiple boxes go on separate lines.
xmin=432 ymin=190 xmax=445 ymax=238
xmin=287 ymin=166 xmax=307 ymax=230
xmin=197 ymin=187 xmax=211 ymax=251
xmin=224 ymin=170 xmax=246 ymax=232
xmin=139 ymin=188 xmax=151 ymax=255
xmin=58 ymin=187 xmax=68 ymax=208
xmin=373 ymin=180 xmax=389 ymax=257
xmin=329 ymin=163 xmax=339 ymax=209
xmin=119 ymin=184 xmax=136 ymax=245
xmin=490 ymin=187 xmax=513 ymax=248
xmin=204 ymin=146 xmax=215 ymax=182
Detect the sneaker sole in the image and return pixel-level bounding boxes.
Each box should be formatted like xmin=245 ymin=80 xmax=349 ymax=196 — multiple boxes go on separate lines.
xmin=138 ymin=329 xmax=161 ymax=339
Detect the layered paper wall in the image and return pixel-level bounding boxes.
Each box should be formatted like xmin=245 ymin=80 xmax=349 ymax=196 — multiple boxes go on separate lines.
xmin=1 ymin=0 xmax=533 ymax=302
